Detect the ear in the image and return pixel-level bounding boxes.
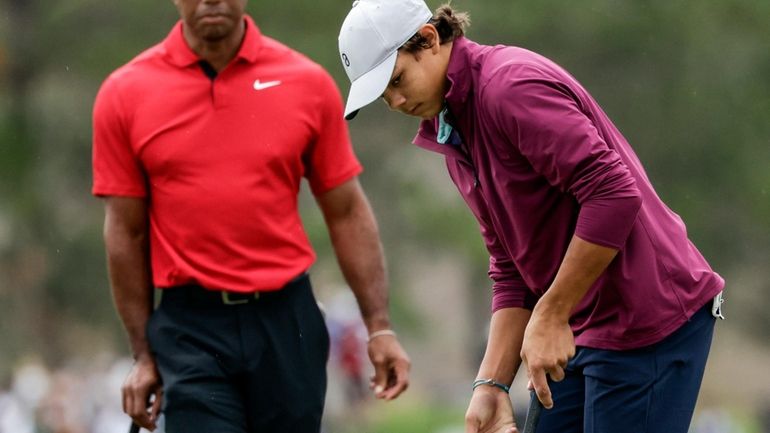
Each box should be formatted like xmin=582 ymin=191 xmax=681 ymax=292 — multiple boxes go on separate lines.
xmin=417 ymin=24 xmax=442 ymax=53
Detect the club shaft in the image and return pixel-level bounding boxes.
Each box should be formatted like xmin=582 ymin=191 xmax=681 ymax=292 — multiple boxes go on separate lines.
xmin=522 ymin=389 xmax=543 ymax=433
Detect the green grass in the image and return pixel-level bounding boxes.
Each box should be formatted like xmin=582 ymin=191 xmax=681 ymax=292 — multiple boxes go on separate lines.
xmin=326 ymin=399 xmax=465 ymax=433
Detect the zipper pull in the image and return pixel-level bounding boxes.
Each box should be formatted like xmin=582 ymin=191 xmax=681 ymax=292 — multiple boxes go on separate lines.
xmin=711 ymin=291 xmax=725 ymax=320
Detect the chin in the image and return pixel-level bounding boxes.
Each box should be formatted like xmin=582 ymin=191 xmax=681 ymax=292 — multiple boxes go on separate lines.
xmin=420 ymin=107 xmax=442 ymax=120
xmin=198 ymin=25 xmax=231 ymax=41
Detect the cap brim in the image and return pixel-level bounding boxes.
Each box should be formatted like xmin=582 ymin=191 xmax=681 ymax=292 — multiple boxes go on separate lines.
xmin=343 ymin=51 xmax=398 ymax=120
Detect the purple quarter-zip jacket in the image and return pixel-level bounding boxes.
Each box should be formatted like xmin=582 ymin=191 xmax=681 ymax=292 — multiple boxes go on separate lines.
xmin=413 ymin=37 xmax=724 ymax=350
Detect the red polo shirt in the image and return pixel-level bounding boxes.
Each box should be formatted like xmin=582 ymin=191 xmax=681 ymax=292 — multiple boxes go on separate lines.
xmin=92 ymin=16 xmax=362 ymax=292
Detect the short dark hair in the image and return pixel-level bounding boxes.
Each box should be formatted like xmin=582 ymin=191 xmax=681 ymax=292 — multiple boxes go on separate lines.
xmin=401 ymin=4 xmax=470 ymax=53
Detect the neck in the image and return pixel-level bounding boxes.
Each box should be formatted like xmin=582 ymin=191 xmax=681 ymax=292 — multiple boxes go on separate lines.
xmin=441 ymin=41 xmax=454 ymax=63
xmin=182 ymin=18 xmax=246 ymax=71
xmin=440 ymin=41 xmax=454 ymax=94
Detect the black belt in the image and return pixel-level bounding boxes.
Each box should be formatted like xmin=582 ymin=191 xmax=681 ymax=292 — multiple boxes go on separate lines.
xmin=160 ymin=273 xmax=309 ymax=306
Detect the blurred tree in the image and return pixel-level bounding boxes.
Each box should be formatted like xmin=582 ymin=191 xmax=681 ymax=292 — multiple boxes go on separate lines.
xmin=1 ymin=0 xmax=51 ymax=375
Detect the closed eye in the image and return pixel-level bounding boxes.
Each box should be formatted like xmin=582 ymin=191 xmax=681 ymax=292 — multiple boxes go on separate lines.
xmin=381 ymin=73 xmax=403 ymax=99
xmin=390 ymin=73 xmax=402 ymax=87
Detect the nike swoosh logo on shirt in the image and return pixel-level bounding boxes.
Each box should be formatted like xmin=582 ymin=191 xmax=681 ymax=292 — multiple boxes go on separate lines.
xmin=253 ymin=79 xmax=282 ymax=90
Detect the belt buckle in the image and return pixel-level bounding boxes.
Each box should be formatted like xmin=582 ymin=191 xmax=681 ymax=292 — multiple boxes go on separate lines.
xmin=221 ymin=291 xmax=259 ymax=305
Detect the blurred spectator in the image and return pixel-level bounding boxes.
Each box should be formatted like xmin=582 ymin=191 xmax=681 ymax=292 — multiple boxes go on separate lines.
xmin=324 ymin=289 xmax=369 ymax=407
xmin=338 ymin=322 xmax=368 ymax=405
xmin=0 ymin=356 xmax=167 ymax=433
xmin=689 ymin=408 xmax=738 ymax=433
xmin=0 ymin=388 xmax=33 ymax=433
xmin=0 ymin=359 xmax=48 ymax=433
xmin=88 ymin=358 xmax=135 ymax=433
xmin=37 ymin=371 xmax=88 ymax=433
xmin=12 ymin=360 xmax=50 ymax=411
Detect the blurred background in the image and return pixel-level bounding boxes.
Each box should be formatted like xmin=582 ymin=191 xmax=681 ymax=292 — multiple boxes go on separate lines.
xmin=1 ymin=0 xmax=768 ymax=432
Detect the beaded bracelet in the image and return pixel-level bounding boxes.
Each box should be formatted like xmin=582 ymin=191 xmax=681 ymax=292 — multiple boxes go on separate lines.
xmin=472 ymin=378 xmax=511 ymax=394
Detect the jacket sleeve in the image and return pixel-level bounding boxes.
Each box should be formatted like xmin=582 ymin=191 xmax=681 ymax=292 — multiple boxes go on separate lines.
xmin=479 ymin=206 xmax=539 ymax=312
xmin=485 ymin=74 xmax=642 ymax=249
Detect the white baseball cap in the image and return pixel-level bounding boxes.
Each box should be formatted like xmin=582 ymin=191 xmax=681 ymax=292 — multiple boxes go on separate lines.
xmin=338 ymin=0 xmax=433 ymax=120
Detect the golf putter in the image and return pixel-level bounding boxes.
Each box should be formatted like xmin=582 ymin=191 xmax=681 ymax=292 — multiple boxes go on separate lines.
xmin=521 ymin=389 xmax=543 ymax=433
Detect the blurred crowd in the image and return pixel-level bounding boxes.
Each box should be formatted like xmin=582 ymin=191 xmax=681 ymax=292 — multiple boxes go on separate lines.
xmin=0 ymin=290 xmax=373 ymax=433
xmin=0 ymin=355 xmax=135 ymax=433
xmin=1 ymin=290 xmax=767 ymax=433
xmin=3 ymin=354 xmax=768 ymax=433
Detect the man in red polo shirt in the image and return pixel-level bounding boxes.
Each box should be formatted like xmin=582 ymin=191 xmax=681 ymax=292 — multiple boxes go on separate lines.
xmin=92 ymin=1 xmax=410 ymax=432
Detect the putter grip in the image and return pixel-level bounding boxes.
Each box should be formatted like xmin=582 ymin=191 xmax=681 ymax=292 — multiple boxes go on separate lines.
xmin=129 ymin=422 xmax=141 ymax=433
xmin=522 ymin=389 xmax=543 ymax=433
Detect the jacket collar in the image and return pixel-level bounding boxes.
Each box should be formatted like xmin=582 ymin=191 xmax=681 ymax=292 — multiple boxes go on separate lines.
xmin=413 ymin=37 xmax=477 ymax=159
xmin=443 ymin=36 xmax=476 ymax=112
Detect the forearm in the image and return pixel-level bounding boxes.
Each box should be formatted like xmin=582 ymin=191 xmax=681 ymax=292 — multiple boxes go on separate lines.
xmin=535 ymin=234 xmax=618 ymax=321
xmin=326 ymin=196 xmax=390 ymax=332
xmin=104 ymin=201 xmax=154 ymax=360
xmin=476 ymin=307 xmax=531 ymax=385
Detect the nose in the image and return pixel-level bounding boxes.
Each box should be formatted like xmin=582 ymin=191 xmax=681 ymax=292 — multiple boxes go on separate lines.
xmin=383 ymin=89 xmax=406 ymax=111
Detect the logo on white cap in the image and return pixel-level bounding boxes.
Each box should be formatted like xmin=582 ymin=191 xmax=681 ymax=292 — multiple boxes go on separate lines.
xmin=338 ymin=0 xmax=432 ymax=119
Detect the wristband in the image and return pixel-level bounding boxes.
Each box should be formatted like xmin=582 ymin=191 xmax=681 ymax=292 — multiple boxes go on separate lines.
xmin=473 ymin=378 xmax=510 ymax=394
xmin=367 ymin=329 xmax=396 ymax=343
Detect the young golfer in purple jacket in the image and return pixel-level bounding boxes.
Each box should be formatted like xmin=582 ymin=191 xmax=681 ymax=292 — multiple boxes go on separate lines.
xmin=338 ymin=1 xmax=725 ymax=432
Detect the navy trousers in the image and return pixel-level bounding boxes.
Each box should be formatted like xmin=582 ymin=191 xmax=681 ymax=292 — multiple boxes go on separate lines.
xmin=536 ymin=301 xmax=716 ymax=433
xmin=147 ymin=274 xmax=329 ymax=433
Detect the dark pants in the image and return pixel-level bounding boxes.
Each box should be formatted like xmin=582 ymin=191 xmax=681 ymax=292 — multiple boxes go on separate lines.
xmin=536 ymin=301 xmax=716 ymax=433
xmin=147 ymin=274 xmax=329 ymax=433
